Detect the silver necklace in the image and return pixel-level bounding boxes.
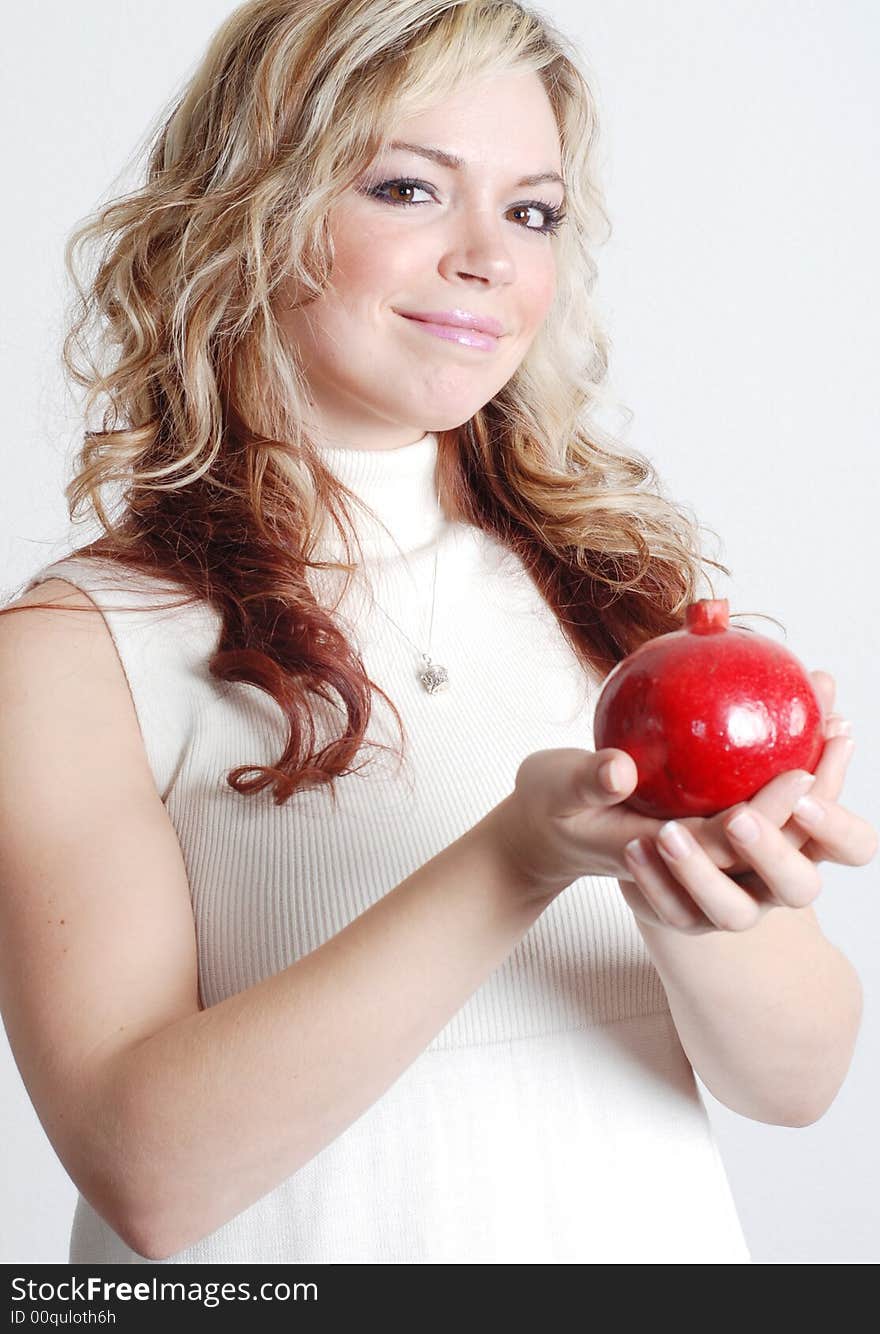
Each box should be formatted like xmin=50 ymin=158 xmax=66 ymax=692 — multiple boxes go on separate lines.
xmin=368 ymin=544 xmax=449 ymax=693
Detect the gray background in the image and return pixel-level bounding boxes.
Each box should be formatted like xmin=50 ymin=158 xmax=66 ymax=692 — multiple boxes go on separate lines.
xmin=2 ymin=1 xmax=877 ymax=1263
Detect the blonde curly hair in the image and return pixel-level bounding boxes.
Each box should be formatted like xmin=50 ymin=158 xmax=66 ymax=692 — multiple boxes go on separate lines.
xmin=4 ymin=0 xmax=729 ymax=806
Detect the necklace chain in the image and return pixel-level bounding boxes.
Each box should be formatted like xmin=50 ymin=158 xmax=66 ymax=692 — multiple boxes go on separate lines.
xmin=367 ymin=544 xmax=449 ymax=693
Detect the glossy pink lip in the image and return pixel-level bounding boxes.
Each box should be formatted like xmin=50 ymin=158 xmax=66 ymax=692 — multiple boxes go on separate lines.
xmin=395 ymin=308 xmax=504 ymax=338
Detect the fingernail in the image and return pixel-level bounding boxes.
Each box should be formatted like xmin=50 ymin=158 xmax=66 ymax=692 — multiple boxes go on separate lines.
xmin=625 ymin=837 xmax=648 ymax=865
xmin=828 ymin=718 xmax=853 ymax=737
xmin=727 ymin=809 xmax=760 ymax=843
xmin=793 ymin=793 xmax=824 ymax=824
xmin=599 ymin=758 xmax=625 ymax=792
xmin=657 ymin=821 xmax=693 ymax=859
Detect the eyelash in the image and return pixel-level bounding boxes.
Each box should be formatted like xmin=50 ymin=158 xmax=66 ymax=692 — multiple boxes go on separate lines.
xmin=362 ymin=177 xmax=568 ymax=236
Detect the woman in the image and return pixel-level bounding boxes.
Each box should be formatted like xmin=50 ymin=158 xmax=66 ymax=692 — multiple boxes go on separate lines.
xmin=0 ymin=0 xmax=873 ymax=1264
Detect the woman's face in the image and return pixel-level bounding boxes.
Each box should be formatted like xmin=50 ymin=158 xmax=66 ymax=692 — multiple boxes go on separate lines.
xmin=276 ymin=69 xmax=565 ymax=450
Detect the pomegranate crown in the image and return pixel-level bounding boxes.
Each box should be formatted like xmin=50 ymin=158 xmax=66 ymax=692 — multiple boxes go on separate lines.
xmin=685 ymin=598 xmax=730 ymax=635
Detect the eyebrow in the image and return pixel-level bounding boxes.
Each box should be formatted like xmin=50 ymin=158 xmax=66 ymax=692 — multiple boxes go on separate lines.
xmin=385 ymin=140 xmax=566 ymax=192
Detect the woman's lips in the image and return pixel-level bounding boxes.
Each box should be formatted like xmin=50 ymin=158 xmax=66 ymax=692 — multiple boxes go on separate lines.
xmin=397 ymin=313 xmax=500 ymax=351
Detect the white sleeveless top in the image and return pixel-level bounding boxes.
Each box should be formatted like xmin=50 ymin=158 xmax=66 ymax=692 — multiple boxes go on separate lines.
xmin=25 ymin=431 xmax=751 ymax=1263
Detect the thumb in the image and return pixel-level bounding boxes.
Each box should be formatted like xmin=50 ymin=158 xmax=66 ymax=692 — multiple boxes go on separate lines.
xmin=569 ymin=748 xmax=638 ymax=816
xmin=517 ymin=746 xmax=638 ymax=820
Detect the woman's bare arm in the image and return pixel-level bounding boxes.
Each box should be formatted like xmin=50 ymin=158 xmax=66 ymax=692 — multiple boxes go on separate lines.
xmin=111 ymin=794 xmax=540 ymax=1260
xmin=0 ymin=580 xmax=548 ymax=1262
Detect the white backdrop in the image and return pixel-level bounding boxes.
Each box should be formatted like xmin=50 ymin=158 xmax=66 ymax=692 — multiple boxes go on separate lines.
xmin=1 ymin=0 xmax=877 ymax=1263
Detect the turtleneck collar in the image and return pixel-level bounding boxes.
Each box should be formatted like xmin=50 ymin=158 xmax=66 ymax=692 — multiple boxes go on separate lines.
xmin=312 ymin=431 xmax=447 ymax=560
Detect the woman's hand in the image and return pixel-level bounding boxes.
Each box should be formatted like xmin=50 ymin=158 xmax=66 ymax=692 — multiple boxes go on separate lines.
xmin=616 ymin=669 xmax=878 ymax=933
xmin=492 ymin=669 xmax=878 ymax=923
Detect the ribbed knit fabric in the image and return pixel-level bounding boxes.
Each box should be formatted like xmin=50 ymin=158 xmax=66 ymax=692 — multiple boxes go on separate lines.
xmin=25 ymin=430 xmax=751 ymax=1263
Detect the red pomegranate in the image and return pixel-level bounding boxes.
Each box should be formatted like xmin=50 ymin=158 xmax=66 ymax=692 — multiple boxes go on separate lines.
xmin=593 ymin=598 xmax=825 ymax=819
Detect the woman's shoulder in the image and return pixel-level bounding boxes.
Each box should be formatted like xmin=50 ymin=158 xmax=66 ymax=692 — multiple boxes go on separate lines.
xmin=20 ymin=553 xmax=192 ymax=601
xmin=7 ymin=556 xmax=222 ymax=775
xmin=16 ymin=549 xmax=217 ymax=626
xmin=15 ymin=555 xmax=221 ymax=648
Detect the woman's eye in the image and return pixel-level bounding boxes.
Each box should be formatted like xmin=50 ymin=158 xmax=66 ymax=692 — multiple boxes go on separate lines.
xmin=375 ymin=180 xmax=431 ymax=206
xmin=361 ymin=178 xmax=567 ymax=236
